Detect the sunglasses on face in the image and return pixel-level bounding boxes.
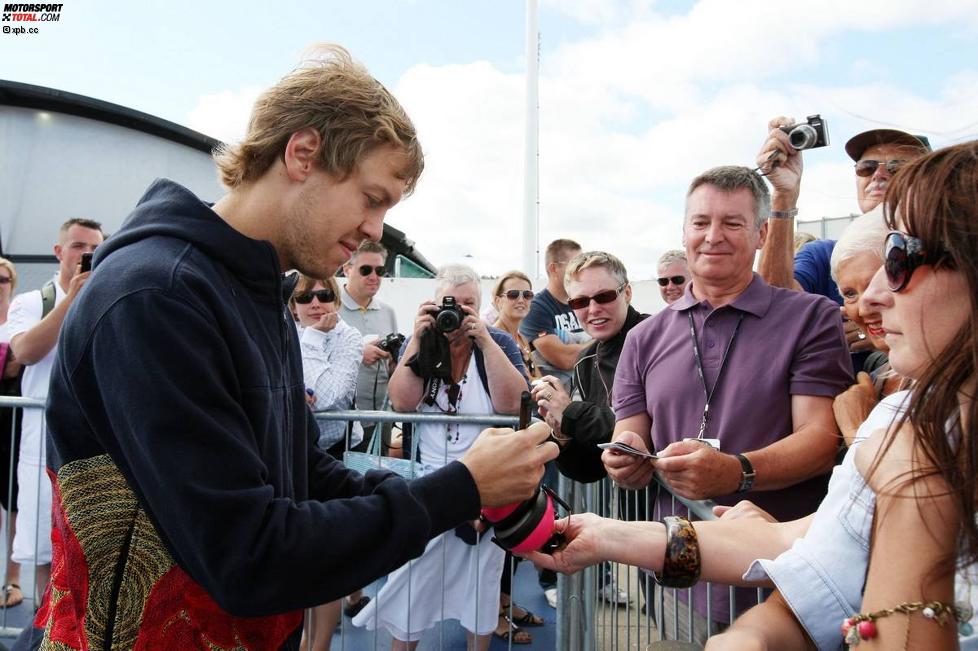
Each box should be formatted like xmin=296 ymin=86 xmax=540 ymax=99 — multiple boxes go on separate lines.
xmin=293 ymin=289 xmax=336 ymax=304
xmin=567 ymin=284 xmax=626 ymax=310
xmin=0 ymin=277 xmax=10 ymax=285
xmin=501 ymin=289 xmax=534 ymax=301
xmin=358 ymin=265 xmax=387 ymax=277
xmin=657 ymin=275 xmax=685 ymax=287
xmin=854 ymin=159 xmax=906 ymax=178
xmin=883 ymin=231 xmax=950 ymax=292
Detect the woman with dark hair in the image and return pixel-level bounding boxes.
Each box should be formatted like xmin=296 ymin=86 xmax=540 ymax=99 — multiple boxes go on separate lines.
xmin=289 ymin=272 xmax=364 ymax=651
xmin=524 ymin=141 xmax=978 ymax=650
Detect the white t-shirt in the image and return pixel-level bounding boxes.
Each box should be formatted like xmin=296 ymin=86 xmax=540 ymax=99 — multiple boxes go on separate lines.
xmin=6 ymin=276 xmax=66 ymax=461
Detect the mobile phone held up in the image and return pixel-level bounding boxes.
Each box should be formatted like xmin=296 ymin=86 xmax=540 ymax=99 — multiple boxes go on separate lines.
xmin=80 ymin=252 xmax=93 ymax=273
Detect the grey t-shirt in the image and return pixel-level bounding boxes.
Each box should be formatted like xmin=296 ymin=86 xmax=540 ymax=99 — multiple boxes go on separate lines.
xmin=339 ymin=287 xmax=398 ymax=412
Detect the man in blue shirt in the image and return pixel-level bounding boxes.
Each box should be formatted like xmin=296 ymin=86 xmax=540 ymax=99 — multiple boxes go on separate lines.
xmin=756 ymin=120 xmax=930 ymax=304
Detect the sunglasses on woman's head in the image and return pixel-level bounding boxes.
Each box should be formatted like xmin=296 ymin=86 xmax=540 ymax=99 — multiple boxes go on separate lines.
xmin=501 ymin=289 xmax=534 ymax=301
xmin=854 ymin=159 xmax=906 ymax=178
xmin=358 ymin=265 xmax=387 ymax=277
xmin=884 ymin=231 xmax=951 ymax=292
xmin=293 ymin=289 xmax=336 ymax=304
xmin=657 ymin=275 xmax=685 ymax=287
xmin=567 ymin=284 xmax=625 ymax=310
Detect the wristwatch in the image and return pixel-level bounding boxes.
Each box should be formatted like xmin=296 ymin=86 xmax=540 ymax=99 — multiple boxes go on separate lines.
xmin=769 ymin=208 xmax=798 ymax=220
xmin=735 ymin=453 xmax=755 ymax=492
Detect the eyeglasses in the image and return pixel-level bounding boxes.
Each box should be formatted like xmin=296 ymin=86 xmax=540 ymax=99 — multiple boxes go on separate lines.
xmin=883 ymin=231 xmax=951 ymax=292
xmin=567 ymin=284 xmax=626 ymax=310
xmin=0 ymin=277 xmax=10 ymax=285
xmin=657 ymin=275 xmax=685 ymax=287
xmin=293 ymin=288 xmax=336 ymax=304
xmin=854 ymin=159 xmax=907 ymax=178
xmin=501 ymin=289 xmax=534 ymax=301
xmin=358 ymin=265 xmax=387 ymax=277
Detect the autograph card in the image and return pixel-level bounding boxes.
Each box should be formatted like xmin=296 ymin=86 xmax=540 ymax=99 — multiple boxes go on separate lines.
xmin=597 ymin=441 xmax=658 ymax=459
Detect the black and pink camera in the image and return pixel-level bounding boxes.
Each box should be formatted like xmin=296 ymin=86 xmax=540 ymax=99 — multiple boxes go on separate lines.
xmin=479 ymin=392 xmax=570 ymax=554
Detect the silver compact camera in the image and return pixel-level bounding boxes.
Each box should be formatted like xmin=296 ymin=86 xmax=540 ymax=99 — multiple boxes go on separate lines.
xmin=780 ymin=114 xmax=829 ymax=150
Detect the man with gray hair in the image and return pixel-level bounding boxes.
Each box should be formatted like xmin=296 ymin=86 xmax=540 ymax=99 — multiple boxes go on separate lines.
xmin=604 ymin=166 xmax=852 ymax=640
xmin=656 ymin=249 xmax=690 ymax=305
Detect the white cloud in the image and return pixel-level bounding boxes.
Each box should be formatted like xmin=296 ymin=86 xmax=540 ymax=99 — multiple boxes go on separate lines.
xmin=186 ymin=87 xmax=263 ymax=143
xmin=181 ymin=1 xmax=978 ymax=281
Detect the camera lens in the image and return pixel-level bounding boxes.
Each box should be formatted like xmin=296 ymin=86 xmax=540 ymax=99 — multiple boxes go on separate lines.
xmin=435 ymin=310 xmax=461 ymax=333
xmin=788 ymin=124 xmax=818 ymax=150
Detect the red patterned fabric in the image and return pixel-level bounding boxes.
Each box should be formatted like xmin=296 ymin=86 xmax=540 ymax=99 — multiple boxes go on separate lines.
xmin=35 ymin=467 xmax=302 ymax=650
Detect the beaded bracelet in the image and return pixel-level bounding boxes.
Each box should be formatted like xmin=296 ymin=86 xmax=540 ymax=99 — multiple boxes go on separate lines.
xmin=652 ymin=515 xmax=701 ymax=589
xmin=841 ymin=600 xmax=974 ymax=646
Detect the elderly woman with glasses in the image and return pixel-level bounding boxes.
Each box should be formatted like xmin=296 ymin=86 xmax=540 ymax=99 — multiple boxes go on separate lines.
xmin=355 ymin=263 xmax=529 ymax=651
xmin=526 ymin=141 xmax=978 ymax=651
xmin=829 ymin=208 xmax=912 ymax=446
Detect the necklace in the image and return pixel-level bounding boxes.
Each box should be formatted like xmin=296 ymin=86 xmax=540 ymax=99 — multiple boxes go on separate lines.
xmin=444 ymin=374 xmax=468 ymax=443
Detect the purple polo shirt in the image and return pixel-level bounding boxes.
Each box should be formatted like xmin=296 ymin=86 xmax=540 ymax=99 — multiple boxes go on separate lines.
xmin=613 ymin=273 xmax=852 ymax=521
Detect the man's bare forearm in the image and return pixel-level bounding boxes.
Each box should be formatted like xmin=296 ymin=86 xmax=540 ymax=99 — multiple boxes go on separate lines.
xmin=758 ymin=216 xmax=802 ymax=291
xmin=11 ymin=297 xmax=71 ymax=365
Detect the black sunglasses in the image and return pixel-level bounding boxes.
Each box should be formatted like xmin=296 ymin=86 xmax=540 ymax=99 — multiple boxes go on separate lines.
xmin=0 ymin=277 xmax=11 ymax=285
xmin=657 ymin=275 xmax=685 ymax=287
xmin=883 ymin=231 xmax=952 ymax=292
xmin=358 ymin=265 xmax=387 ymax=277
xmin=854 ymin=159 xmax=906 ymax=178
xmin=293 ymin=288 xmax=336 ymax=304
xmin=567 ymin=284 xmax=625 ymax=310
xmin=501 ymin=289 xmax=534 ymax=301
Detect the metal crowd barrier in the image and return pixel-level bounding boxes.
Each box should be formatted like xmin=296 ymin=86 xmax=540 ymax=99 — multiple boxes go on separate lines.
xmin=0 ymin=400 xmax=761 ymax=649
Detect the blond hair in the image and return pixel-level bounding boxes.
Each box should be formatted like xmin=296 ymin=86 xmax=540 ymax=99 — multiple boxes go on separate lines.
xmin=0 ymin=257 xmax=17 ymax=293
xmin=565 ymin=250 xmax=629 ymax=287
xmin=492 ymin=270 xmax=532 ymax=298
xmin=215 ymin=44 xmax=423 ymax=194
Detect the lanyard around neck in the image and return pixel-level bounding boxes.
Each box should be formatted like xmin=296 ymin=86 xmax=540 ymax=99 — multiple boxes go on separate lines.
xmin=687 ymin=310 xmax=745 ymax=439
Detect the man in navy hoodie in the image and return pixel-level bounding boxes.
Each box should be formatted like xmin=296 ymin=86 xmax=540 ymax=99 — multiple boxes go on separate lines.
xmin=21 ymin=45 xmax=557 ymax=651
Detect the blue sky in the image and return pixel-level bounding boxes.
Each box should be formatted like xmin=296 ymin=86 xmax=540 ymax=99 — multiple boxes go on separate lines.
xmin=4 ymin=0 xmax=978 ymax=278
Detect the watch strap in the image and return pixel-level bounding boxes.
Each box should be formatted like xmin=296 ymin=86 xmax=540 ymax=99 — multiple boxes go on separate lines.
xmin=736 ymin=453 xmax=755 ymax=492
xmin=769 ymin=208 xmax=798 ymax=219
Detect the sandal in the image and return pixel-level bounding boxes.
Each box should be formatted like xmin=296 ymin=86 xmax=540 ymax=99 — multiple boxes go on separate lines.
xmin=508 ymin=604 xmax=544 ymax=627
xmin=493 ymin=615 xmax=532 ymax=645
xmin=0 ymin=583 xmax=23 ymax=608
xmin=342 ymin=595 xmax=370 ymax=618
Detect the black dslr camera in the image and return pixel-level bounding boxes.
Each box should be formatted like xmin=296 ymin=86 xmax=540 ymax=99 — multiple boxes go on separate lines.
xmin=377 ymin=332 xmax=405 ymax=356
xmin=434 ymin=296 xmax=465 ymax=333
xmin=780 ymin=114 xmax=829 ymax=151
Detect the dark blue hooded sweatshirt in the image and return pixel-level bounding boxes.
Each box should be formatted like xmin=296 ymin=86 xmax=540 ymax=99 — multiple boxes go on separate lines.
xmin=31 ymin=179 xmax=480 ymax=651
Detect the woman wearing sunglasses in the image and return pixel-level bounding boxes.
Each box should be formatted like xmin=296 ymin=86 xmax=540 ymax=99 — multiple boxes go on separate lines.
xmin=492 ymin=271 xmax=541 ymax=383
xmin=525 ymin=141 xmax=978 ymax=650
xmin=290 ymin=273 xmax=365 ymax=651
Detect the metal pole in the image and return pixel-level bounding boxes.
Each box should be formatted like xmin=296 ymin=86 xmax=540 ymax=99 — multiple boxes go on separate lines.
xmin=522 ymin=0 xmax=540 ymax=278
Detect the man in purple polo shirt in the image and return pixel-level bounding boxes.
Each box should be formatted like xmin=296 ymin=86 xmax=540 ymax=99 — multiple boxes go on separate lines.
xmin=605 ymin=165 xmax=851 ymax=640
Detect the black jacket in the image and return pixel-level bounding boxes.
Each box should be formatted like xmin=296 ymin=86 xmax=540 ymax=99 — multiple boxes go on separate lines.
xmin=556 ymin=306 xmax=648 ymax=483
xmin=38 ymin=179 xmax=480 ymax=650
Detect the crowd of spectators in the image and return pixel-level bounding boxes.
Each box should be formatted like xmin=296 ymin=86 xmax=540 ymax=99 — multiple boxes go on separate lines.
xmin=4 ymin=44 xmax=977 ymax=651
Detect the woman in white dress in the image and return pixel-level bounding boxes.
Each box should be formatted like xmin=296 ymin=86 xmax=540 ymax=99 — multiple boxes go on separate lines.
xmin=354 ymin=263 xmax=529 ymax=650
